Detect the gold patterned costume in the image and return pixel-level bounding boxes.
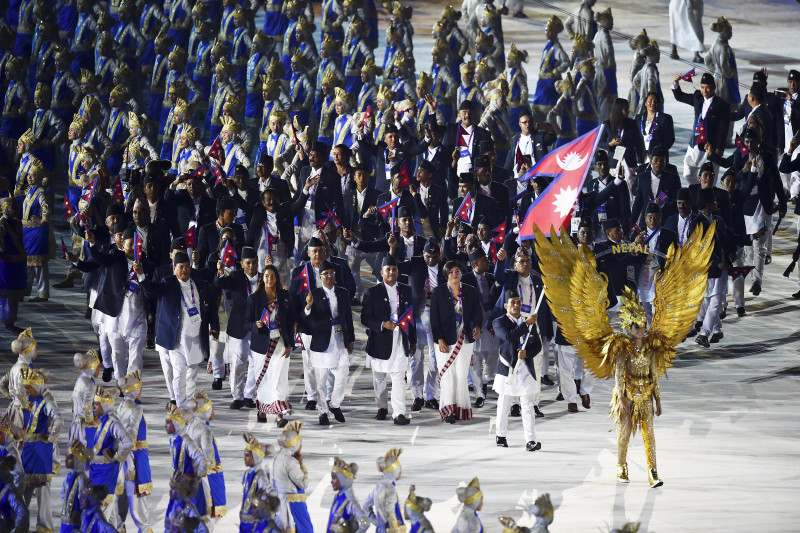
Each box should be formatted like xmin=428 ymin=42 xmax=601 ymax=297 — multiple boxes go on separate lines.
xmin=534 ymin=222 xmax=715 ymax=487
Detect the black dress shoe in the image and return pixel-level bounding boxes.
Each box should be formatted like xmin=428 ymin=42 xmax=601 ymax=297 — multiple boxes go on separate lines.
xmin=84 ymin=307 xmax=91 ymax=319
xmin=526 ymin=441 xmax=542 ymax=452
xmin=750 ymin=281 xmax=761 ymax=296
xmin=243 ymin=398 xmax=257 ymax=409
xmin=513 ymin=10 xmax=527 ymax=18
xmin=581 ymin=394 xmax=591 ymax=409
xmin=534 ymin=406 xmax=544 ymax=418
xmin=305 ymin=400 xmax=317 ymax=411
xmin=376 ymin=408 xmax=388 ymax=420
xmin=230 ymin=399 xmax=244 ymax=410
xmin=319 ymin=414 xmax=330 ymax=426
xmin=695 ymin=335 xmax=710 ymax=348
xmin=102 ymin=367 xmax=113 ymax=382
xmin=145 ymin=339 xmax=155 ymax=350
xmin=393 ymin=414 xmax=410 ymax=425
xmin=719 ymin=309 xmax=727 ymax=320
xmin=496 ymin=436 xmax=508 ymax=448
xmin=555 ymin=392 xmax=564 ymax=401
xmin=351 ymin=297 xmax=361 ymax=306
xmin=257 ymin=413 xmax=267 ymax=423
xmin=475 ymin=397 xmax=485 ymax=408
xmin=765 ymin=255 xmax=772 ymax=265
xmin=211 ymin=378 xmax=223 ymax=390
xmin=331 ymin=407 xmax=345 ymax=422
xmin=481 ymin=383 xmax=487 ymax=396
xmin=168 ymin=399 xmax=177 ymax=406
xmin=541 ymin=375 xmax=555 ymax=386
xmin=3 ymin=324 xmax=23 ymax=334
xmin=276 ymin=418 xmax=289 ymax=428
xmin=424 ymin=399 xmax=439 ymax=410
xmin=411 ymin=398 xmax=424 ymax=412
xmin=568 ymin=403 xmax=578 ymax=413
xmin=710 ymin=332 xmax=724 ymax=343
xmin=737 ymin=306 xmax=746 ymax=317
xmin=53 ymin=277 xmax=74 ymax=289
xmin=510 ymin=404 xmax=521 ymax=417
xmin=444 ymin=414 xmax=456 ymax=424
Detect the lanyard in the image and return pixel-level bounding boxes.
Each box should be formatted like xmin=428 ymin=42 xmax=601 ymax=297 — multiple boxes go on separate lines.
xmin=179 ymin=280 xmax=196 ymax=310
xmin=518 ymin=276 xmax=534 ymax=309
xmin=644 ymin=227 xmax=660 ymax=245
xmin=679 ymin=217 xmax=689 ymax=245
xmin=448 ymin=284 xmax=462 ymax=319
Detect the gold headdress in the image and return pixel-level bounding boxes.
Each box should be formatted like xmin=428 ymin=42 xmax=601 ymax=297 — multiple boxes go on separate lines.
xmin=168 ymin=80 xmax=189 ymax=100
xmin=440 ymin=4 xmax=462 ymax=22
xmin=334 ymin=87 xmax=352 ymax=107
xmin=629 ymin=29 xmax=649 ymax=50
xmin=291 ymin=50 xmax=310 ymax=68
xmin=349 ymin=15 xmax=367 ymax=36
xmin=128 ymin=112 xmax=142 ymax=130
xmin=459 ymin=477 xmax=483 ymax=506
xmin=114 ymin=62 xmax=133 ymax=82
xmin=253 ymin=30 xmax=270 ymax=48
xmin=155 ymin=30 xmax=174 ymax=49
xmin=572 ymin=33 xmax=593 ymax=53
xmin=484 ymin=78 xmax=509 ymax=101
xmin=618 ymin=286 xmax=647 ymax=331
xmin=710 ymin=16 xmax=731 ymax=34
xmin=260 ymin=75 xmax=281 ymax=93
xmin=555 ymin=72 xmax=573 ymax=94
xmin=267 ymin=56 xmax=285 ymax=79
xmin=579 ymin=57 xmax=598 ymax=73
xmin=70 ymin=114 xmax=87 ymax=136
xmin=215 ymin=56 xmax=232 ymax=75
xmin=19 ymin=128 xmax=37 ymax=148
xmin=268 ymin=109 xmax=287 ymax=125
xmin=499 ymin=517 xmax=528 ymax=533
xmin=168 ymin=45 xmax=188 ymax=66
xmin=174 ymin=97 xmax=190 ymax=118
xmin=279 ymin=420 xmax=303 ymax=449
xmin=295 ymin=16 xmax=316 ymax=35
xmin=193 ymin=390 xmax=213 ymax=415
xmin=34 ymin=82 xmax=51 ymax=102
xmin=332 ymin=457 xmax=357 ymax=479
xmin=382 ymin=448 xmax=402 ymax=473
xmin=431 ymin=39 xmax=449 ymax=58
xmin=596 ymin=7 xmax=613 ymax=26
xmin=79 ymin=68 xmax=100 ymax=86
xmin=392 ymin=2 xmax=412 ymax=20
xmin=405 ymin=485 xmax=432 ymax=513
xmin=417 ymin=71 xmax=432 ymax=92
xmin=243 ymin=432 xmax=272 ymax=458
xmin=393 ymin=51 xmax=414 ymax=71
xmin=220 ymin=116 xmax=241 ymax=135
xmin=322 ymin=69 xmax=341 ymax=88
xmin=377 ymin=85 xmax=396 ymax=102
xmin=166 ymin=404 xmax=188 ymax=426
xmin=222 ymin=93 xmax=242 ymax=114
xmin=94 ymin=386 xmax=115 ymax=405
xmin=361 ymin=57 xmax=382 ymax=77
xmin=118 ymin=370 xmax=142 ymax=394
xmin=475 ymin=30 xmax=492 ymax=49
xmin=232 ymin=6 xmax=251 ymax=21
xmin=73 ymin=349 xmax=100 ymax=371
xmin=67 ymin=439 xmax=94 ymax=463
xmin=321 ymin=33 xmax=340 ymax=53
xmin=211 ymin=39 xmax=231 ymax=59
xmin=460 ymin=60 xmax=476 ymax=75
xmin=110 ymin=84 xmax=130 ymax=102
xmin=54 ymin=44 xmax=73 ymax=63
xmin=507 ymin=44 xmax=528 ymax=64
xmin=546 ymin=15 xmax=564 ymax=34
xmin=192 ymin=1 xmax=209 ymax=18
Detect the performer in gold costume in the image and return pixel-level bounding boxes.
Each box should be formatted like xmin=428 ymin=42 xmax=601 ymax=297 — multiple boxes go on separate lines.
xmin=534 ymin=222 xmax=715 ymax=488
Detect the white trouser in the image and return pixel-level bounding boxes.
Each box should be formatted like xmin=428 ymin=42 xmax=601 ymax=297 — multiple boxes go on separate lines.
xmin=540 ymin=337 xmax=554 ymax=377
xmin=372 ymin=370 xmax=407 ymax=418
xmin=209 ymin=336 xmax=226 ymax=379
xmin=120 ymin=480 xmax=152 ymax=533
xmin=227 ymin=334 xmax=252 ymax=400
xmin=532 ymin=352 xmax=544 ymax=407
xmin=470 ymin=351 xmax=488 ymax=399
xmin=409 ymin=311 xmax=431 ymax=399
xmin=420 ymin=308 xmax=439 ymax=401
xmin=102 ymin=493 xmax=119 ymax=528
xmin=745 ymin=231 xmax=768 ymax=283
xmin=496 ymin=393 xmax=537 ymax=442
xmin=700 ymin=274 xmax=728 ymax=337
xmin=315 ymin=361 xmax=349 ymax=415
xmin=766 ymin=214 xmax=773 ymax=254
xmin=24 ymin=484 xmax=52 ymax=532
xmin=169 ymin=350 xmax=198 ymax=408
xmin=574 ymin=357 xmax=594 ymax=394
xmin=27 ymin=262 xmax=49 ymax=298
xmin=92 ymin=317 xmax=113 ymax=369
xmin=109 ymin=332 xmax=146 ymax=380
xmin=557 ymin=344 xmax=591 ymax=404
xmin=505 ymin=0 xmax=524 ymax=13
xmin=300 ymin=334 xmax=317 ymax=401
xmin=347 ymin=248 xmax=375 ymax=300
xmin=258 ymin=242 xmax=291 ymax=281
xmin=157 ymin=347 xmax=174 ymax=400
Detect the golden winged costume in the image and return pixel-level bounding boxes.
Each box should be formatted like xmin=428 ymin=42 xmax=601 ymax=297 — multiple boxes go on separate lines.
xmin=534 ymin=222 xmax=716 ymax=487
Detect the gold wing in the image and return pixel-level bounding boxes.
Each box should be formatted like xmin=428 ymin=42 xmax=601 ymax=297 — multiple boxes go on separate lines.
xmin=534 ymin=226 xmax=624 ymax=380
xmin=647 ymin=220 xmax=716 ymax=376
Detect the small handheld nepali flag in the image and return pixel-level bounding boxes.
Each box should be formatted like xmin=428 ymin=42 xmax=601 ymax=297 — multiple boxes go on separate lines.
xmin=63 ymin=195 xmax=75 ymax=218
xmin=395 ymin=162 xmax=411 ymax=189
xmin=294 ymin=332 xmax=304 ymax=349
xmin=294 ymin=263 xmax=310 ymax=294
xmin=395 ymin=305 xmax=414 ymax=334
xmin=362 ymin=105 xmax=371 ymax=127
xmin=213 ymin=163 xmax=224 ymax=186
xmin=260 ymin=307 xmax=270 ymax=327
xmin=182 ymin=226 xmax=196 ymax=248
xmin=456 ymin=192 xmax=473 ymax=222
xmin=81 ymin=178 xmax=97 ymax=202
xmin=208 ymin=136 xmax=224 ymax=163
xmin=730 ymin=265 xmax=754 ymax=281
xmin=694 ymin=120 xmax=707 ymax=145
xmin=515 ymin=147 xmax=524 ymax=169
xmin=735 ymin=134 xmax=749 ymax=157
xmin=491 ymin=221 xmax=507 ymax=244
xmin=221 ymin=240 xmax=238 ymax=267
xmin=291 ymin=121 xmax=299 ymax=144
xmin=377 ymin=197 xmax=400 ymax=221
xmin=133 ymin=232 xmax=143 ymax=262
xmin=652 ymin=190 xmax=669 ymax=206
xmin=112 ymin=178 xmax=124 ymax=201
xmin=458 ymin=124 xmax=469 ymax=147
xmin=189 ymin=162 xmax=208 ymax=178
xmin=681 ymin=68 xmax=696 ymax=82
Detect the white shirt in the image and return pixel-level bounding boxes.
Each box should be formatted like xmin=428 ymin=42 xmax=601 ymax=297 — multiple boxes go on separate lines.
xmin=650 ymin=172 xmax=661 ymax=198
xmin=385 ymin=282 xmax=399 ymax=321
xmin=426 ymin=145 xmax=440 ymax=161
xmin=245 ymin=273 xmax=258 ymax=296
xmin=677 ymin=214 xmax=691 ymax=246
xmin=356 ymin=188 xmax=367 ymax=214
xmin=517 ymin=134 xmax=533 ymax=159
xmin=418 ymin=183 xmax=429 ymax=205
xmin=700 ymin=95 xmax=713 ymax=120
xmin=178 ymin=278 xmax=202 ymax=340
xmin=402 ymin=236 xmax=414 ymax=260
xmin=426 ymin=266 xmax=438 ymax=298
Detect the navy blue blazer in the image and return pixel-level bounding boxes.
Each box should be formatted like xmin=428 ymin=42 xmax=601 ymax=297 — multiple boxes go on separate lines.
xmin=142 ymin=273 xmax=218 ymax=354
xmin=430 ymin=283 xmax=482 ymax=345
xmin=215 ymin=270 xmax=259 ymax=340
xmin=397 ymin=256 xmax=445 ymax=310
xmin=361 ymin=282 xmax=416 ymax=360
xmin=300 ymin=285 xmax=355 ymax=352
xmin=492 ymin=314 xmax=540 ymax=378
xmin=245 ymin=288 xmax=294 ymax=354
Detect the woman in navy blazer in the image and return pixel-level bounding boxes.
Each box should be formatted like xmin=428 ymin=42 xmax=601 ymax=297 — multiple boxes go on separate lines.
xmin=245 ymin=265 xmax=295 ymax=425
xmin=634 ymin=91 xmax=675 ymax=153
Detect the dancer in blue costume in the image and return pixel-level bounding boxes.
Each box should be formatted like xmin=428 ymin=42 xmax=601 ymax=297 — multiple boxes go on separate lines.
xmin=364 ymin=448 xmax=405 ymax=533
xmin=272 ymin=421 xmax=313 ymax=533
xmin=532 ymin=16 xmax=570 ymax=120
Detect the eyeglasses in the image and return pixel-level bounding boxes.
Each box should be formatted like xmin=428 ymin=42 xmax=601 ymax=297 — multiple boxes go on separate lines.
xmin=321 ymin=271 xmax=336 ymax=277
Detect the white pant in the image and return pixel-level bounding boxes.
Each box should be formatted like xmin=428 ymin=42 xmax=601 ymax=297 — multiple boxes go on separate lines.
xmin=505 ymin=0 xmax=524 ymax=13
xmin=557 ymin=344 xmax=594 ymax=404
xmin=119 ymin=480 xmax=152 ymax=533
xmin=409 ymin=310 xmax=433 ymax=399
xmin=419 ymin=308 xmax=439 ymax=401
xmin=24 ymin=484 xmax=52 ymax=532
xmin=372 ymin=370 xmax=407 ymax=418
xmin=496 ymin=392 xmax=537 ymax=442
xmin=700 ymin=274 xmax=728 ymax=337
xmin=730 ymin=246 xmax=746 ymax=308
xmin=745 ymin=231 xmax=768 ymax=283
xmin=157 ymin=347 xmax=174 ymax=400
xmin=227 ymin=334 xmax=253 ymax=400
xmin=315 ymin=360 xmax=349 ymax=415
xmin=109 ymin=332 xmax=146 ymax=381
xmin=300 ymin=334 xmax=317 ymax=401
xmin=470 ymin=351 xmax=491 ymax=399
xmin=169 ymin=350 xmax=199 ymax=408
xmin=92 ymin=315 xmax=113 ymax=370
xmin=347 ymin=248 xmax=375 ymax=300
xmin=209 ymin=336 xmax=226 ymax=379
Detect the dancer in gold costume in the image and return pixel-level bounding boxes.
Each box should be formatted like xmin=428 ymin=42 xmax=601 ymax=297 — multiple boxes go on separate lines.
xmin=534 ymin=222 xmax=715 ymax=487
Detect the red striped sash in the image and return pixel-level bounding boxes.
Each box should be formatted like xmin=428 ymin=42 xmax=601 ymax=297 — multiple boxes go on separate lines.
xmin=438 ymin=332 xmax=465 ymax=385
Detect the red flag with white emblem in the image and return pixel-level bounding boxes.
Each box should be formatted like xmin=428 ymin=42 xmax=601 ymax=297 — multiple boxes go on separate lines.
xmin=208 ymin=136 xmax=224 ymax=163
xmin=456 ymin=192 xmax=473 ymax=223
xmin=221 ymin=240 xmax=238 ymax=267
xmin=182 ymin=226 xmax=196 ymax=248
xmin=63 ymin=195 xmax=75 ymax=218
xmin=519 ymin=126 xmax=604 ymax=239
xmin=735 ymin=134 xmax=749 ymax=157
xmin=680 ymin=68 xmax=696 ymax=82
xmin=395 ymin=305 xmax=414 ymax=334
xmin=491 ymin=221 xmax=506 ymax=244
xmin=133 ymin=232 xmax=143 ymax=261
xmin=694 ymin=120 xmax=707 ymax=145
xmin=294 ymin=263 xmax=310 ymax=294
